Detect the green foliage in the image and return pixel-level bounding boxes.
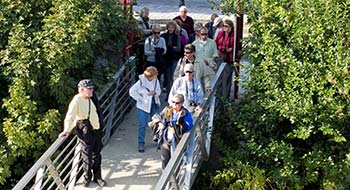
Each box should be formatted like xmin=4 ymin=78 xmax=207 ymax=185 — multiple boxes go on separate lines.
xmin=0 ymin=0 xmax=128 ymax=187
xmin=200 ymin=0 xmax=350 ymax=189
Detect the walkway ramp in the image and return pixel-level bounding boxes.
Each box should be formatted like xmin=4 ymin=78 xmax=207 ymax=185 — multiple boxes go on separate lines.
xmin=74 ymin=107 xmax=163 ymax=190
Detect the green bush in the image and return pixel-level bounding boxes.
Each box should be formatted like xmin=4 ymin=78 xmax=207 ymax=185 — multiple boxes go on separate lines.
xmin=0 ymin=0 xmax=128 ymax=187
xmin=202 ymin=0 xmax=350 ymax=189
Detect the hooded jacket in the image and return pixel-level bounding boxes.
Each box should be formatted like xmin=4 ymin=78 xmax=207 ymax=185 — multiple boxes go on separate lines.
xmin=129 ymin=74 xmax=161 ymax=113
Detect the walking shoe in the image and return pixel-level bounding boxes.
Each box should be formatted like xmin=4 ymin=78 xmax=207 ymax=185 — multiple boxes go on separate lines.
xmin=94 ymin=178 xmax=107 ymax=187
xmin=138 ymin=144 xmax=144 ymax=153
xmin=83 ymin=178 xmax=91 ymax=187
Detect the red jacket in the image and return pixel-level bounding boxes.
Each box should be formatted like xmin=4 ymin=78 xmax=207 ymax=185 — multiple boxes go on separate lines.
xmin=216 ymin=30 xmax=234 ymax=63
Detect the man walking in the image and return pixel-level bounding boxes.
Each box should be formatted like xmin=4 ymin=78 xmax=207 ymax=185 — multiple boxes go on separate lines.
xmin=59 ymin=79 xmax=106 ymax=187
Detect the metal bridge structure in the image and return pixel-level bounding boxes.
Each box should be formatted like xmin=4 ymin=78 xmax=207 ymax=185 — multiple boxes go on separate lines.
xmin=12 ymin=60 xmax=233 ymax=190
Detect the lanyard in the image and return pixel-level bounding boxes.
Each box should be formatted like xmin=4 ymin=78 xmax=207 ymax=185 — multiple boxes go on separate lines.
xmin=185 ymin=78 xmax=196 ymax=103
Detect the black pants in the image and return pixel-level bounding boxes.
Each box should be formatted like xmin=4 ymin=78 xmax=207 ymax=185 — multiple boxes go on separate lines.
xmin=160 ymin=142 xmax=172 ymax=169
xmin=79 ymin=129 xmax=103 ymax=181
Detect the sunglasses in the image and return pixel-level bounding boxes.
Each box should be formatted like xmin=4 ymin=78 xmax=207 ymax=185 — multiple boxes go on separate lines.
xmin=172 ymin=101 xmax=181 ymax=104
xmin=200 ymin=33 xmax=208 ymax=36
xmin=185 ymin=71 xmax=193 ymax=73
xmin=153 ymin=32 xmax=160 ymax=34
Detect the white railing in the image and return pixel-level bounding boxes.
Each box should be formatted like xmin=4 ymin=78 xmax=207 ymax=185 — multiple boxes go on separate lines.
xmin=154 ymin=62 xmax=232 ymax=190
xmin=12 ymin=57 xmax=137 ymax=190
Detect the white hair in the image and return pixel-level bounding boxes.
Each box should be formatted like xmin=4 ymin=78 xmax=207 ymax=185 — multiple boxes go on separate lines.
xmin=179 ymin=6 xmax=188 ymax=12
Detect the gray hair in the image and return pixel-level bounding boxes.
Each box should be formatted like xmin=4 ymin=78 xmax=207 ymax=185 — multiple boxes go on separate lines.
xmin=140 ymin=7 xmax=149 ymax=15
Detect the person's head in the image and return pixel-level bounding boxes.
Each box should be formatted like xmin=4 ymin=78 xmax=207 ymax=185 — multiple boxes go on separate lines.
xmin=144 ymin=66 xmax=158 ymax=81
xmin=213 ymin=17 xmax=223 ymax=28
xmin=210 ymin=13 xmax=219 ymax=22
xmin=184 ymin=44 xmax=195 ymax=58
xmin=166 ymin=20 xmax=177 ymax=34
xmin=152 ymin=26 xmax=161 ymax=38
xmin=223 ymin=19 xmax=234 ymax=32
xmin=179 ymin=6 xmax=188 ymax=17
xmin=78 ymin=79 xmax=94 ymax=98
xmin=171 ymin=94 xmax=185 ymax=110
xmin=199 ymin=27 xmax=209 ymax=41
xmin=174 ymin=19 xmax=183 ymax=28
xmin=140 ymin=7 xmax=149 ymax=18
xmin=184 ymin=63 xmax=194 ymax=81
xmin=193 ymin=22 xmax=203 ymax=37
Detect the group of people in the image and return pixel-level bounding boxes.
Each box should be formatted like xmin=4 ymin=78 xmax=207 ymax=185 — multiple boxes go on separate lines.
xmin=131 ymin=5 xmax=236 ymax=170
xmin=56 ymin=5 xmax=235 ymax=188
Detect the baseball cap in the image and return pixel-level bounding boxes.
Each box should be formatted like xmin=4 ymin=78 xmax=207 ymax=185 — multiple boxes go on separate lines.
xmin=77 ymin=79 xmax=94 ymax=89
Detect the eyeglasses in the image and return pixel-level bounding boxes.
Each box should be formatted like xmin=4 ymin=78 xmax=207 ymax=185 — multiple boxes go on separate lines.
xmin=200 ymin=33 xmax=208 ymax=36
xmin=184 ymin=51 xmax=192 ymax=54
xmin=223 ymin=25 xmax=229 ymax=28
xmin=185 ymin=71 xmax=193 ymax=73
xmin=153 ymin=32 xmax=160 ymax=34
xmin=172 ymin=101 xmax=181 ymax=104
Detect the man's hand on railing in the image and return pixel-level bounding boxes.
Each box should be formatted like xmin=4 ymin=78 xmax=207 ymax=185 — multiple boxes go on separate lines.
xmin=59 ymin=131 xmax=70 ymax=137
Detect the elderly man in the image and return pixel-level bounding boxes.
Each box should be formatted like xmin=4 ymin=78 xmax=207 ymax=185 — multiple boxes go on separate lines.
xmin=168 ymin=64 xmax=204 ymax=113
xmin=173 ymin=6 xmax=194 ymax=36
xmin=59 ymin=79 xmax=106 ymax=187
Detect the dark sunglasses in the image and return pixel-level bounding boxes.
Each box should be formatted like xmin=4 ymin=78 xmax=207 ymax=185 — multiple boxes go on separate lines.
xmin=185 ymin=71 xmax=193 ymax=73
xmin=153 ymin=31 xmax=160 ymax=34
xmin=200 ymin=33 xmax=208 ymax=36
xmin=172 ymin=101 xmax=181 ymax=104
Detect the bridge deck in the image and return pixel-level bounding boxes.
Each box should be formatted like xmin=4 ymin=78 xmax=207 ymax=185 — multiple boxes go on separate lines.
xmin=75 ymin=0 xmax=217 ymax=189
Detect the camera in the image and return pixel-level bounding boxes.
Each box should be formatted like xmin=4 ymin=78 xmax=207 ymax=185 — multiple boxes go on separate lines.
xmin=219 ymin=48 xmax=226 ymax=53
xmin=189 ymin=101 xmax=197 ymax=107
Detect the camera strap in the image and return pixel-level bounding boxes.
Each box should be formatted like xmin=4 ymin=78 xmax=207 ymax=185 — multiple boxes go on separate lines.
xmin=184 ymin=78 xmax=196 ymax=104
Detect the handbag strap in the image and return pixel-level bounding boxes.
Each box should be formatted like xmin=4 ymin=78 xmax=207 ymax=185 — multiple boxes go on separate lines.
xmin=87 ymin=99 xmax=91 ymax=120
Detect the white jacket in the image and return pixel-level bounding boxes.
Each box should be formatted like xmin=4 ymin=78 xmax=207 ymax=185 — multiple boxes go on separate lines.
xmin=129 ymin=74 xmax=161 ymax=113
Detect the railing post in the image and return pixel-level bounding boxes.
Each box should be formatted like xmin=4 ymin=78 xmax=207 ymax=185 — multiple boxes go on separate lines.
xmin=45 ymin=159 xmax=65 ymax=190
xmin=68 ymin=142 xmax=82 ymax=190
xmin=34 ymin=166 xmax=45 ymax=190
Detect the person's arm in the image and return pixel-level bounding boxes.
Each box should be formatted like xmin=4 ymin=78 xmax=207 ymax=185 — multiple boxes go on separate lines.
xmin=183 ymin=110 xmax=193 ymax=131
xmin=129 ymin=80 xmax=145 ymax=103
xmin=60 ymin=95 xmax=78 ymax=137
xmin=144 ymin=37 xmax=155 ymax=56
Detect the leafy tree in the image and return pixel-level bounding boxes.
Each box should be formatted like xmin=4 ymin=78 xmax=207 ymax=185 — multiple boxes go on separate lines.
xmin=200 ymin=0 xmax=350 ymax=189
xmin=0 ymin=0 xmax=128 ymax=187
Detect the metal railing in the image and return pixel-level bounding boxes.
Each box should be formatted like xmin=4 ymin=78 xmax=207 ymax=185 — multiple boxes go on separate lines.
xmin=12 ymin=57 xmax=137 ymax=190
xmin=155 ymin=62 xmax=232 ymax=189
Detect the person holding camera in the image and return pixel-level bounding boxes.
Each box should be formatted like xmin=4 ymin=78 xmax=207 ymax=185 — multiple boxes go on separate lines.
xmin=59 ymin=79 xmax=106 ymax=187
xmin=129 ymin=66 xmax=162 ymax=153
xmin=215 ymin=19 xmax=234 ymax=64
xmin=168 ymin=64 xmax=204 ymax=113
xmin=144 ymin=26 xmax=167 ymax=79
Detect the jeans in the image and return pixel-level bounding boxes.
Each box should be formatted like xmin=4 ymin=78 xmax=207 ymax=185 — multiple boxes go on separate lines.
xmin=163 ymin=59 xmax=177 ymax=94
xmin=137 ymin=98 xmax=159 ymax=145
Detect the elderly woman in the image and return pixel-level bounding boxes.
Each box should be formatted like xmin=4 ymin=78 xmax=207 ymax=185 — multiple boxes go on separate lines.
xmin=144 ymin=26 xmax=167 ymax=79
xmin=161 ymin=20 xmax=182 ymax=96
xmin=215 ymin=19 xmax=235 ymax=64
xmin=159 ymin=94 xmax=193 ymax=169
xmin=136 ymin=7 xmax=152 ymax=37
xmin=129 ymin=66 xmax=161 ymax=152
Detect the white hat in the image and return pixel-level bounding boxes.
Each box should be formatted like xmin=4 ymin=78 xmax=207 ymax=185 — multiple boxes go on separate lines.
xmin=184 ymin=64 xmax=194 ymax=72
xmin=213 ymin=17 xmax=223 ymax=27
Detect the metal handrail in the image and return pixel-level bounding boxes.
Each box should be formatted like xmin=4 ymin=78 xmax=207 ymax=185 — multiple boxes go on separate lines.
xmin=154 ymin=62 xmax=232 ymax=189
xmin=12 ymin=57 xmax=137 ymax=190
